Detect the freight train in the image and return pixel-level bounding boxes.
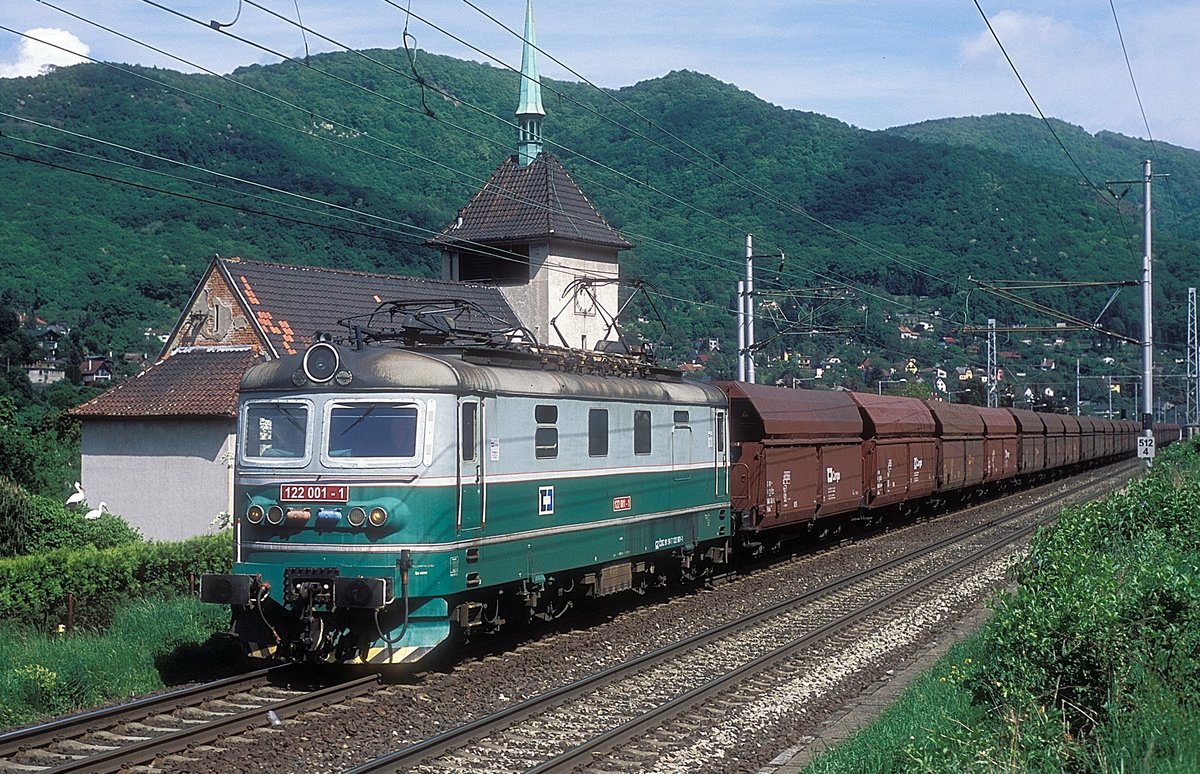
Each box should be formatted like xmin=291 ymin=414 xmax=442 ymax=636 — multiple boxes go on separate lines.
xmin=201 ymin=333 xmax=1178 ymax=665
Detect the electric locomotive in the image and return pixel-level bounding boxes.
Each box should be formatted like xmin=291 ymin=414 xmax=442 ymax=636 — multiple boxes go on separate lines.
xmin=201 ymin=335 xmax=731 ymax=664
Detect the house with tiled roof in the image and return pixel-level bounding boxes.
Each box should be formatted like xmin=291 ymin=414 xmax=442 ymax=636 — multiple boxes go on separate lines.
xmin=71 ymin=348 xmax=262 ymax=540
xmin=162 ymin=257 xmax=519 ymax=357
xmin=73 ymin=258 xmax=520 ymax=541
xmin=79 ymin=355 xmax=113 ymax=386
xmin=427 ymin=0 xmax=631 ymax=351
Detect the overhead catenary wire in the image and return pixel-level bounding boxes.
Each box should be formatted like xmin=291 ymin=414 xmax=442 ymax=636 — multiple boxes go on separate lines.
xmin=4 ymin=15 xmax=753 ymax=295
xmin=1108 ymin=0 xmax=1159 ymax=163
xmin=101 ymin=0 xmax=775 ymax=279
xmin=7 ymin=2 xmax=1152 ymax=361
xmin=155 ymin=0 xmax=951 ymax=300
xmin=10 ymin=1 xmax=1045 ymax=319
xmin=971 ymin=0 xmax=1111 ymax=203
xmin=424 ymin=0 xmax=948 ymax=289
xmin=216 ymin=0 xmax=815 ymax=276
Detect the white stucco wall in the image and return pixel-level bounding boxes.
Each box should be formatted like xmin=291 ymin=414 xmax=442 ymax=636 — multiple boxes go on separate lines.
xmin=80 ymin=418 xmax=235 ymax=542
xmin=500 ymin=241 xmax=619 ymax=349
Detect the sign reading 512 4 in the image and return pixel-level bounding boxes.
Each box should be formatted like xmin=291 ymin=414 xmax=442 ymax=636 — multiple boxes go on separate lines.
xmin=1137 ymin=436 xmax=1156 ymax=459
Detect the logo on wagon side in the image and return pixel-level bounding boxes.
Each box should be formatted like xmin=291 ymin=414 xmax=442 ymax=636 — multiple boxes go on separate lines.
xmin=826 ymin=467 xmax=842 ymax=484
xmin=613 ymin=495 xmax=632 ymax=512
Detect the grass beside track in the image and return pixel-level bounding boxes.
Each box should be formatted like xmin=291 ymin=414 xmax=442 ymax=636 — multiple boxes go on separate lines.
xmin=805 ymin=446 xmax=1200 ymax=773
xmin=0 ymin=596 xmax=240 ymax=730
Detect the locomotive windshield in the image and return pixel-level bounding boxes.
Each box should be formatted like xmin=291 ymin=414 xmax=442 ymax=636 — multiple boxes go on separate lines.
xmin=244 ymin=401 xmax=309 ymax=459
xmin=327 ymin=403 xmax=419 ymax=458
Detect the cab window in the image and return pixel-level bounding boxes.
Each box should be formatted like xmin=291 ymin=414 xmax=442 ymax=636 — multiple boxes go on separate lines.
xmin=327 ymin=403 xmax=419 ymax=458
xmin=244 ymin=402 xmax=308 ymax=459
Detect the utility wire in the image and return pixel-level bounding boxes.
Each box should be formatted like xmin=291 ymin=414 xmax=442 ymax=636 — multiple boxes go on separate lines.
xmin=0 ymin=148 xmax=427 ymax=247
xmin=4 ymin=18 xmax=740 ymax=279
xmin=14 ymin=2 xmax=1136 ymax=351
xmin=226 ymin=0 xmax=802 ymax=276
xmin=23 ymin=0 xmax=1072 ymax=319
xmin=452 ymin=0 xmax=979 ymax=288
xmin=123 ymin=0 xmax=773 ymax=278
xmin=971 ymin=0 xmax=1113 ymax=206
xmin=1108 ymin=0 xmax=1158 ymax=160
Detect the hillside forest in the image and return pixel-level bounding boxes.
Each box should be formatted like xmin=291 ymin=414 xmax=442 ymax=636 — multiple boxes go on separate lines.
xmin=1 ymin=48 xmax=1198 ymax=416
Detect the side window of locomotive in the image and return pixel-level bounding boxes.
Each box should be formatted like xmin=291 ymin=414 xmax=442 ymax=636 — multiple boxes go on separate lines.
xmin=589 ymin=409 xmax=609 ymax=457
xmin=461 ymin=402 xmax=478 ymax=462
xmin=244 ymin=402 xmax=308 ymax=459
xmin=328 ymin=404 xmax=418 ymax=458
xmin=634 ymin=409 xmax=652 ymax=455
xmin=673 ymin=410 xmax=690 ymax=428
xmin=535 ymin=404 xmax=558 ymax=459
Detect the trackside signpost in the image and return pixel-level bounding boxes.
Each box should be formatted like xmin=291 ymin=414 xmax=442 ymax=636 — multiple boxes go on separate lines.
xmin=1137 ymin=436 xmax=1156 ymax=459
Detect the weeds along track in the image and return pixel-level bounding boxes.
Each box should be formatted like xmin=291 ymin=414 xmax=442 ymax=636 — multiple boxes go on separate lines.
xmin=0 ymin=665 xmax=379 ymax=773
xmin=343 ymin=464 xmax=1137 ymax=774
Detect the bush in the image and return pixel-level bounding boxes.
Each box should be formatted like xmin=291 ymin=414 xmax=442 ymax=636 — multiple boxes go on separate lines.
xmin=0 ymin=478 xmax=31 ymax=557
xmin=23 ymin=495 xmax=142 ymax=553
xmin=0 ymin=480 xmax=141 ymax=558
xmin=0 ymin=532 xmax=233 ymax=632
xmin=958 ymin=442 xmax=1200 ymax=768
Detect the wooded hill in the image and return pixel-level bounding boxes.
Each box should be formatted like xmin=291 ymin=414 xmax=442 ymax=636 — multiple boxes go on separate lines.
xmin=1 ymin=48 xmax=1196 ymax=374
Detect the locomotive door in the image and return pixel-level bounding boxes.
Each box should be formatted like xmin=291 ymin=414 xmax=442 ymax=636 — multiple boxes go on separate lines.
xmin=671 ymin=410 xmax=693 ymax=481
xmin=714 ymin=409 xmax=728 ymax=498
xmin=457 ymin=398 xmax=485 ymax=532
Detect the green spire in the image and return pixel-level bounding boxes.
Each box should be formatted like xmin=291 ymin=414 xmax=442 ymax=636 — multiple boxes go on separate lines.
xmin=515 ymin=0 xmax=544 ymax=167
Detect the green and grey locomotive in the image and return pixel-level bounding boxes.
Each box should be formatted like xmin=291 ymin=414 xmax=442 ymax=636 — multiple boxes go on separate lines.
xmin=202 ymin=338 xmax=732 ymax=664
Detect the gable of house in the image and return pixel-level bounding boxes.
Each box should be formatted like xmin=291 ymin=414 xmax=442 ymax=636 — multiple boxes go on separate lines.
xmin=162 ymin=257 xmax=520 ymax=357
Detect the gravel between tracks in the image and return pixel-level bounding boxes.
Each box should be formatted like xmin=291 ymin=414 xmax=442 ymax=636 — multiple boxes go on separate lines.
xmin=166 ymin=466 xmax=1135 ymax=774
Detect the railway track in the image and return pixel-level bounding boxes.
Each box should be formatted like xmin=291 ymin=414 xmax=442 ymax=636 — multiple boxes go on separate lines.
xmin=0 ymin=665 xmax=379 ymax=773
xmin=343 ymin=465 xmax=1135 ymax=774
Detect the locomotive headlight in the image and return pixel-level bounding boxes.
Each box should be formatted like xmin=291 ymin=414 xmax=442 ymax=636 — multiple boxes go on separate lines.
xmin=303 ymin=342 xmax=339 ymax=384
xmin=368 ymin=507 xmax=388 ymax=527
xmin=246 ymin=504 xmax=265 ymax=524
xmin=266 ymin=505 xmax=285 ymax=525
xmin=347 ymin=506 xmax=367 ymax=527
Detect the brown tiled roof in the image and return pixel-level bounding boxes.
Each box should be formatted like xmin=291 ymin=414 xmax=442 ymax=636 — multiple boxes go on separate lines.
xmin=70 ymin=348 xmax=262 ymax=418
xmin=220 ymin=259 xmax=520 ymax=356
xmin=427 ymin=153 xmax=632 ymax=250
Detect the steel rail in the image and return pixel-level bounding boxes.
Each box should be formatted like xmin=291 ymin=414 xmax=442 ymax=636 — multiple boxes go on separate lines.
xmin=41 ymin=672 xmax=380 ymax=774
xmin=345 ymin=463 xmax=1134 ymax=773
xmin=529 ymin=481 xmax=1073 ymax=771
xmin=0 ymin=665 xmax=289 ymax=758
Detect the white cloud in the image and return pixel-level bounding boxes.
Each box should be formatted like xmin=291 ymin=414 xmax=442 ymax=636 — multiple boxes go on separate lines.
xmin=960 ymin=10 xmax=1072 ymax=61
xmin=0 ymin=28 xmax=90 ymax=78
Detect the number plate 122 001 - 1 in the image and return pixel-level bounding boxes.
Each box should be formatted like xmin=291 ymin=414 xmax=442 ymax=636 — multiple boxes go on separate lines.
xmin=280 ymin=484 xmax=349 ymax=502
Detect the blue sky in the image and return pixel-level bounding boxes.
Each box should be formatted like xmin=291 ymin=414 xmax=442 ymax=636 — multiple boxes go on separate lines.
xmin=2 ymin=1 xmax=1197 ymax=151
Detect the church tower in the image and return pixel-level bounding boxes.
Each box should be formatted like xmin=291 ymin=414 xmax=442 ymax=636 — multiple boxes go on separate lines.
xmin=515 ymin=0 xmax=544 ymax=168
xmin=428 ymin=0 xmax=631 ymax=350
